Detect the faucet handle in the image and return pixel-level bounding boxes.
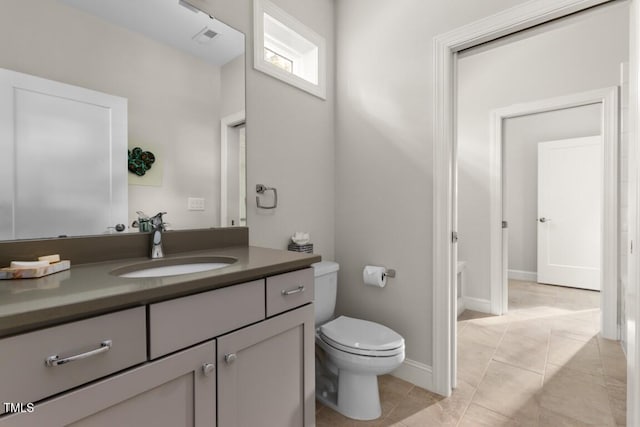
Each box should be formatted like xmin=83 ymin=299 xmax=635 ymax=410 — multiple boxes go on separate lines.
xmin=150 ymin=212 xmax=167 ymax=226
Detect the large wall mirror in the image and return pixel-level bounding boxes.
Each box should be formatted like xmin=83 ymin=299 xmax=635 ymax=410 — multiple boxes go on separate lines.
xmin=0 ymin=0 xmax=246 ymax=241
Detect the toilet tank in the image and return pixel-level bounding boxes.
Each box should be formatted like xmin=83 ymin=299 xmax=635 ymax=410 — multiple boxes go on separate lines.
xmin=312 ymin=261 xmax=339 ymax=325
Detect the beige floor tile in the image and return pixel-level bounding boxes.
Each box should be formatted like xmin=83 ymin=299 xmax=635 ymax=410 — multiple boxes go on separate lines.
xmin=377 ymin=375 xmax=415 ymax=417
xmin=458 ymin=310 xmax=494 ymax=322
xmin=316 ymin=402 xmax=408 ymax=427
xmin=598 ymin=337 xmax=626 ymax=359
xmin=460 ymin=311 xmax=511 ymax=327
xmin=458 ymin=403 xmax=518 ymax=427
xmin=387 ymin=380 xmax=474 ymax=427
xmin=458 ymin=321 xmax=507 ymax=349
xmin=605 ymin=376 xmax=627 ymax=426
xmin=547 ymin=335 xmax=603 ymax=375
xmin=602 ymin=353 xmax=627 ymax=384
xmin=605 ymin=377 xmax=627 ymax=426
xmin=540 ymin=367 xmax=616 ymax=426
xmin=539 ymin=408 xmax=596 ymax=426
xmin=457 ymin=339 xmax=495 ymax=387
xmin=473 ymin=360 xmax=542 ymax=425
xmin=493 ymin=330 xmax=549 ymax=374
xmin=506 ymin=317 xmax=553 ymax=340
xmin=551 ymin=316 xmax=600 ymax=342
xmin=544 ymin=362 xmax=605 ymax=386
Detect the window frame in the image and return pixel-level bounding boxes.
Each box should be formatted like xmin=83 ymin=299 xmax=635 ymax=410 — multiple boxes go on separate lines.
xmin=253 ymin=0 xmax=326 ymax=99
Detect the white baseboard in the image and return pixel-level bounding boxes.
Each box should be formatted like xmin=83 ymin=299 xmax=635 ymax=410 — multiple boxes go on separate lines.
xmin=508 ymin=269 xmax=537 ymax=282
xmin=463 ymin=296 xmax=491 ymax=314
xmin=392 ymin=358 xmax=433 ymax=392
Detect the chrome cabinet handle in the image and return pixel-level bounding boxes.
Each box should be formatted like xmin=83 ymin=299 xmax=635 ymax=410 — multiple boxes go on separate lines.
xmin=45 ymin=340 xmax=112 ymax=367
xmin=225 ymin=353 xmax=237 ymax=365
xmin=202 ymin=363 xmax=215 ymax=376
xmin=538 ymin=217 xmax=551 ymax=223
xmin=281 ymin=285 xmax=305 ymax=296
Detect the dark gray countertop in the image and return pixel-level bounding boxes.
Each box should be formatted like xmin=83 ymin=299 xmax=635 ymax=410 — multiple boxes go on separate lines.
xmin=0 ymin=246 xmax=320 ymax=338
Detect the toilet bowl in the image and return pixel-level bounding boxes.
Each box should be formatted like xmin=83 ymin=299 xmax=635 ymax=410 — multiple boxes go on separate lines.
xmin=313 ymin=262 xmax=405 ymax=420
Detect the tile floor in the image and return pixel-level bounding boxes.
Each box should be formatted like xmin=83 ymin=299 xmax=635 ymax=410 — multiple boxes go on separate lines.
xmin=316 ymin=280 xmax=627 ymax=426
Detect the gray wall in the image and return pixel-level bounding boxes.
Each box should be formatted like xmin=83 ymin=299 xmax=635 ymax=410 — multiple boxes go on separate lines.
xmin=504 ymin=104 xmax=601 ymax=275
xmin=221 ymin=55 xmax=246 ymax=119
xmin=206 ymin=0 xmax=336 ymax=259
xmin=335 ymin=0 xmax=532 ymax=369
xmin=457 ymin=2 xmax=629 ymax=302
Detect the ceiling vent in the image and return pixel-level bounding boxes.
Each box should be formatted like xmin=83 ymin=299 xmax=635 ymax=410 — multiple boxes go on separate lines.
xmin=193 ymin=27 xmax=218 ymax=44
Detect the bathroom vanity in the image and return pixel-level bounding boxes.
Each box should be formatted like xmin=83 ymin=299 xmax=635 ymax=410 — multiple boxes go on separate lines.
xmin=0 ymin=229 xmax=319 ymax=426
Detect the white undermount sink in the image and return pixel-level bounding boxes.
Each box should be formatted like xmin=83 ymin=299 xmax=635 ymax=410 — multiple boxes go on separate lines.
xmin=112 ymin=256 xmax=237 ymax=278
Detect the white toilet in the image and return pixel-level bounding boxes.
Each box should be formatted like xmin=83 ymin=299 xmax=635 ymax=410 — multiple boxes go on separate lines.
xmin=313 ymin=261 xmax=405 ymax=420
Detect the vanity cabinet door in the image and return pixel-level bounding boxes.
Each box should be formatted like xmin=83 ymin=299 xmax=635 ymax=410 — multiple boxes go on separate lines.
xmin=0 ymin=341 xmax=216 ymax=427
xmin=217 ymin=304 xmax=315 ymax=427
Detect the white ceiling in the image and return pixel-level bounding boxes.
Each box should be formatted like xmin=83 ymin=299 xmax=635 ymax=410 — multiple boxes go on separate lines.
xmin=60 ymin=0 xmax=244 ymax=66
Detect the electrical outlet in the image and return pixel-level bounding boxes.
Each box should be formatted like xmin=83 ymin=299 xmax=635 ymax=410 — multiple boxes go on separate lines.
xmin=188 ymin=197 xmax=205 ymax=211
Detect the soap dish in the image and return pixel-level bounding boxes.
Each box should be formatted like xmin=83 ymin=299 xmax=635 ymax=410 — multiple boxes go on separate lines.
xmin=0 ymin=260 xmax=71 ymax=280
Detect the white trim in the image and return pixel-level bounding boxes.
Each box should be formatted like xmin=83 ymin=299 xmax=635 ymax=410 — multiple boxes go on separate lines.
xmin=220 ymin=110 xmax=246 ymax=227
xmin=253 ymin=0 xmax=326 ymax=99
xmin=462 ymin=297 xmax=492 ymax=314
xmin=489 ymin=87 xmax=619 ymax=340
xmin=433 ymin=0 xmax=614 ymax=398
xmin=627 ymin=2 xmax=640 ymax=425
xmin=508 ymin=270 xmax=537 ymax=282
xmin=392 ymin=359 xmax=433 ymax=392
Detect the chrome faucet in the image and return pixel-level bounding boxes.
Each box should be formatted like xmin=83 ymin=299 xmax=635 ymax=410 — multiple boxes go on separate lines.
xmin=149 ymin=212 xmax=167 ymax=259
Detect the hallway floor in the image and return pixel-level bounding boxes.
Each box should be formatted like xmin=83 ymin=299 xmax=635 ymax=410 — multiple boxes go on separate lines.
xmin=316 ymin=280 xmax=626 ymax=426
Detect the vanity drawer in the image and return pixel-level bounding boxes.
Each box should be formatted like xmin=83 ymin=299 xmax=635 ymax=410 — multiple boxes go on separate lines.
xmin=0 ymin=307 xmax=146 ymax=413
xmin=149 ymin=279 xmax=265 ymax=359
xmin=266 ymin=268 xmax=314 ymax=317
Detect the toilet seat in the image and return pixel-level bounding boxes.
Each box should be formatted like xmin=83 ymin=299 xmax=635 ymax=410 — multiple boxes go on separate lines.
xmin=318 ymin=316 xmax=404 ymax=357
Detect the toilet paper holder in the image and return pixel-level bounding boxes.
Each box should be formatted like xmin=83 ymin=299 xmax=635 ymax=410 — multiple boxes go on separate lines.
xmin=384 ymin=269 xmax=396 ymax=278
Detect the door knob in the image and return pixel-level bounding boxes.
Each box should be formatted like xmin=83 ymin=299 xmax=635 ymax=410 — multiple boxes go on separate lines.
xmin=538 ymin=217 xmax=551 ymax=223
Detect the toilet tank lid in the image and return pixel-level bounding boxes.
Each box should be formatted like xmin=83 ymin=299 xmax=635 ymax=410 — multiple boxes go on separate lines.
xmin=312 ymin=261 xmax=339 ymax=276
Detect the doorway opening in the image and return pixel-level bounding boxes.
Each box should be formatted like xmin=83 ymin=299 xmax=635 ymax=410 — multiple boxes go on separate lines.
xmin=480 ymin=87 xmax=620 ymax=339
xmin=431 ymin=0 xmax=631 ymax=411
xmin=220 ymin=110 xmax=247 ymax=227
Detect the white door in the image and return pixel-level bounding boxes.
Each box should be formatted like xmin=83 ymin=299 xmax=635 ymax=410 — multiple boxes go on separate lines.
xmin=537 ymin=136 xmax=602 ymax=290
xmin=0 ymin=68 xmax=127 ymax=239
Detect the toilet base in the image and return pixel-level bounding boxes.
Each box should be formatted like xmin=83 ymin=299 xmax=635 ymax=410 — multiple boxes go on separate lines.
xmin=337 ymin=370 xmax=381 ymax=420
xmin=316 ymin=370 xmax=382 ymax=421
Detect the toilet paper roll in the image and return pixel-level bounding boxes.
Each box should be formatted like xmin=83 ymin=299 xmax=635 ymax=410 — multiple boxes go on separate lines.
xmin=363 ymin=265 xmax=387 ymax=288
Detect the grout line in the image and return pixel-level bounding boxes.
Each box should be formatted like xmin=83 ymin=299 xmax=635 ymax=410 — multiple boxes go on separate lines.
xmin=540 ymin=323 xmax=552 ymax=387
xmin=455 ymin=313 xmax=510 ymax=426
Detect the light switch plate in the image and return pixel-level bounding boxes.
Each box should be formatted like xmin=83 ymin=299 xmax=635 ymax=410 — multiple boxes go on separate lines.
xmin=188 ymin=197 xmax=205 ymax=211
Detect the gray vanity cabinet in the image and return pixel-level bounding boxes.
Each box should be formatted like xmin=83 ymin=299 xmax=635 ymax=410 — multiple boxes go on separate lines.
xmin=217 ymin=303 xmax=315 ymax=427
xmin=0 ymin=340 xmax=216 ymax=427
xmin=0 ymin=267 xmax=315 ymax=426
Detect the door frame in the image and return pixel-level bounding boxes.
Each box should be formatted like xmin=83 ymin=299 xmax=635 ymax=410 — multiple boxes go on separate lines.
xmin=488 ymin=87 xmax=619 ymax=339
xmin=220 ymin=109 xmax=246 ymax=227
xmin=431 ymin=0 xmax=616 ymax=398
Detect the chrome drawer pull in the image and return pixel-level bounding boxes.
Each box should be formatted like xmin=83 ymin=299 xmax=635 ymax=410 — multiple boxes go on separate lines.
xmin=45 ymin=340 xmax=113 ymax=367
xmin=281 ymin=285 xmax=305 ymax=296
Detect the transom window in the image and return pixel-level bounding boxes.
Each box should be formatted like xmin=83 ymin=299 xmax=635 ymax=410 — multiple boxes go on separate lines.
xmin=253 ymin=0 xmax=326 ymax=99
